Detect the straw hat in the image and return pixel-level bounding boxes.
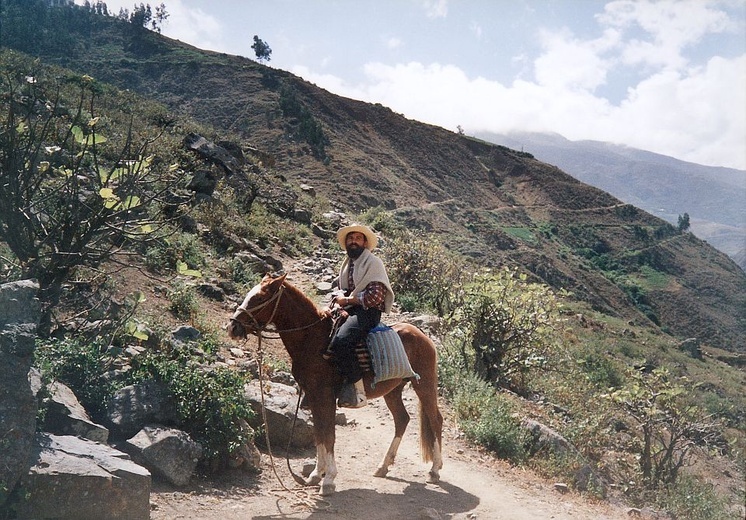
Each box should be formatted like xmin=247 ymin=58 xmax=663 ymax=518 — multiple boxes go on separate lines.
xmin=337 ymin=224 xmax=378 ymax=251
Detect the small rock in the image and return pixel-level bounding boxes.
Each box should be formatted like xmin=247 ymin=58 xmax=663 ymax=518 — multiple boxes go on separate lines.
xmin=418 ymin=506 xmax=442 ymax=519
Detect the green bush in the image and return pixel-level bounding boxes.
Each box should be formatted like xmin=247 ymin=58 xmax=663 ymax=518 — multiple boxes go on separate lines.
xmin=379 ymin=227 xmax=467 ymax=317
xmin=451 ymin=268 xmax=562 ymax=393
xmin=440 ymin=358 xmax=528 ymax=463
xmin=35 ymin=338 xmax=122 ymax=422
xmin=605 ymin=367 xmax=723 ymax=490
xmin=130 ymin=348 xmax=255 ymax=468
xmin=35 ymin=335 xmax=256 ymax=472
xmin=461 ymin=402 xmax=528 ymax=463
xmin=655 ymin=475 xmax=735 ymax=520
xmin=577 ymin=352 xmax=623 ymax=389
xmin=145 ymin=232 xmax=205 ymax=274
xmin=395 ymin=291 xmax=422 ymax=313
xmin=168 ymin=282 xmax=200 ymax=321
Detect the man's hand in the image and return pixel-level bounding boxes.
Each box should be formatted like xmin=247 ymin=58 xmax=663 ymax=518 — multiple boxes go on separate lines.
xmin=334 ymin=294 xmax=357 ymax=308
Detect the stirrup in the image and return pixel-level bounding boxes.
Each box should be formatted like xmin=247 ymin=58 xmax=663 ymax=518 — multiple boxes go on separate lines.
xmin=337 ymin=380 xmax=367 ymax=408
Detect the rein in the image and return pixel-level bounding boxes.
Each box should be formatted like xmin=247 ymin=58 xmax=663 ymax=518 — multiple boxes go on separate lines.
xmin=232 ymin=283 xmax=326 ymax=338
xmin=234 ymin=282 xmax=326 ymax=491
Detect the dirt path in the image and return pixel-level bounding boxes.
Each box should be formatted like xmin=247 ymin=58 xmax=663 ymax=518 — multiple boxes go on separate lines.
xmin=150 ymin=385 xmax=631 ymax=520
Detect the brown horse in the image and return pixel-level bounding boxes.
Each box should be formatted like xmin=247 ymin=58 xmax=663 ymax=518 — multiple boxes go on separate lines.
xmin=227 ymin=273 xmax=443 ymax=496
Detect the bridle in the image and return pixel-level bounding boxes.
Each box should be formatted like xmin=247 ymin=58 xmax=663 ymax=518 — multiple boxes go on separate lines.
xmin=230 ymin=282 xmax=327 ymax=338
xmin=230 ymin=283 xmax=286 ymax=337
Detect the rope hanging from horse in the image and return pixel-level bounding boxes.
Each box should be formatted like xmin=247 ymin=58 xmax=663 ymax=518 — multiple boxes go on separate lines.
xmin=234 ymin=282 xmax=331 ymax=505
xmin=252 ymin=332 xmax=330 ymax=511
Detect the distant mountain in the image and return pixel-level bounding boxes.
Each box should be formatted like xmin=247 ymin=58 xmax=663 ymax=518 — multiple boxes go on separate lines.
xmin=476 ymin=132 xmax=746 ymax=271
xmin=2 ymin=5 xmax=745 ymax=351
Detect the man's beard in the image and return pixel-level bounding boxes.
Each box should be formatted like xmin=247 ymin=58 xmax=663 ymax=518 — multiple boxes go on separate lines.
xmin=346 ymin=244 xmax=364 ymax=259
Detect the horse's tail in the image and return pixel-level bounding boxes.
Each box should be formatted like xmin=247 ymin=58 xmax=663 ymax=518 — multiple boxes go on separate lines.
xmin=419 ymin=401 xmax=436 ymax=463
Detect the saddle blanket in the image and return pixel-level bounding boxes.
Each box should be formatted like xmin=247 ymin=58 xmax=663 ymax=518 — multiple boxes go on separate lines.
xmin=356 ymin=323 xmax=420 ymax=388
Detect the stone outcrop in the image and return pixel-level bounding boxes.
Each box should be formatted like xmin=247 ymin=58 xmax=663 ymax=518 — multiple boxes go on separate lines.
xmin=0 ymin=281 xmax=266 ymax=516
xmin=106 ymin=379 xmax=180 ymax=440
xmin=0 ymin=280 xmax=40 ymax=507
xmin=41 ymin=380 xmax=109 ymax=443
xmin=14 ymin=433 xmax=151 ymax=520
xmin=244 ymin=380 xmax=315 ymax=449
xmin=124 ymin=426 xmax=202 ymax=487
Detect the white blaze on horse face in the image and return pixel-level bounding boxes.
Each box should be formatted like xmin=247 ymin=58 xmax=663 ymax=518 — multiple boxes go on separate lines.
xmin=234 ymin=282 xmax=262 ymax=318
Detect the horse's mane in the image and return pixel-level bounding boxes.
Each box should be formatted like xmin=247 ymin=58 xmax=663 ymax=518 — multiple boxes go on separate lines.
xmin=281 ymin=278 xmax=328 ymax=318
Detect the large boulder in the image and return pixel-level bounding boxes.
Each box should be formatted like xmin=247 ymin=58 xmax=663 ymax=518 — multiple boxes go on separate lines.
xmin=243 ymin=380 xmax=315 ymax=449
xmin=106 ymin=379 xmax=179 ymax=440
xmin=12 ymin=433 xmax=151 ymax=520
xmin=0 ymin=280 xmax=40 ymax=507
xmin=124 ymin=425 xmax=202 ymax=487
xmin=184 ymin=133 xmax=241 ymax=175
xmin=41 ymin=380 xmax=109 ymax=443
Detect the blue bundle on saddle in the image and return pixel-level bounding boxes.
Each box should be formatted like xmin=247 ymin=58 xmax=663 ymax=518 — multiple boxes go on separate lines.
xmin=366 ymin=324 xmax=420 ymax=388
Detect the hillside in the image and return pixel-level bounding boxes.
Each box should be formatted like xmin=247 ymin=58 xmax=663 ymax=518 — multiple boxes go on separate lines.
xmin=477 ymin=131 xmax=746 ymax=270
xmin=2 ymin=6 xmax=744 ymax=352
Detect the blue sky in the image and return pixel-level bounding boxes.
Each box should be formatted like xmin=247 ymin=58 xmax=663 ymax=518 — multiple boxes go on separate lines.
xmin=83 ymin=0 xmax=746 ymax=170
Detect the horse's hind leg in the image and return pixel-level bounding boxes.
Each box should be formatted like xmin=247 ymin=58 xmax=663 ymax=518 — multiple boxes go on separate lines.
xmin=374 ymin=382 xmax=410 ymax=478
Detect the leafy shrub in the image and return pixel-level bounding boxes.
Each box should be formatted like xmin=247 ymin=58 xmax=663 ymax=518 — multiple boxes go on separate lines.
xmin=227 ymin=256 xmax=261 ymax=286
xmin=655 ymin=475 xmax=734 ymax=520
xmin=439 ymin=352 xmax=527 ymax=463
xmin=129 ymin=348 xmax=255 ymax=468
xmin=577 ymin=352 xmax=623 ymax=389
xmin=35 ymin=338 xmax=122 ymax=422
xmin=395 ymin=291 xmax=422 ymax=313
xmin=145 ymin=232 xmax=205 ymax=274
xmin=450 ymin=268 xmax=562 ymax=393
xmin=35 ymin=333 xmax=256 ymax=472
xmin=379 ymin=227 xmax=467 ymax=317
xmin=605 ymin=367 xmax=723 ymax=489
xmin=461 ymin=402 xmax=528 ymax=463
xmin=168 ymin=282 xmax=200 ymax=321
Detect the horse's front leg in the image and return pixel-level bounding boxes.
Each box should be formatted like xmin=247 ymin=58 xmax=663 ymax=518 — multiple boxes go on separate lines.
xmin=305 ymin=444 xmax=326 ymax=486
xmin=306 ymin=443 xmax=337 ymax=496
xmin=306 ymin=390 xmax=338 ymax=495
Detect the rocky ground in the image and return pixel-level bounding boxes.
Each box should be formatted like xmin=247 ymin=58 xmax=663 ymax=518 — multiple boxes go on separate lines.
xmin=149 ymin=384 xmax=636 ymax=520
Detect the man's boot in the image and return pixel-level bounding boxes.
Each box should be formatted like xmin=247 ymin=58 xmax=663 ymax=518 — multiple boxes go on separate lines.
xmin=338 ymin=379 xmax=367 ymax=408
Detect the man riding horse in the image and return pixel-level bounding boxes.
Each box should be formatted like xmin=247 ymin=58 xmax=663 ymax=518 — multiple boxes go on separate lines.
xmin=328 ymin=224 xmax=394 ymax=408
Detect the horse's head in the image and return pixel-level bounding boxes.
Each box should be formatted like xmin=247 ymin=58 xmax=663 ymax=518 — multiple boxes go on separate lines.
xmin=227 ymin=273 xmax=287 ymax=340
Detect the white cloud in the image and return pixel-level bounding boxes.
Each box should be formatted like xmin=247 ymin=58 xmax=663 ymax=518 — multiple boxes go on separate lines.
xmin=599 ymin=0 xmax=734 ymax=69
xmin=420 ymin=0 xmax=448 ymax=19
xmin=533 ymin=28 xmax=617 ymax=91
xmin=470 ymin=22 xmax=483 ymax=39
xmin=385 ymin=37 xmax=403 ymax=50
xmin=295 ymin=47 xmax=745 ymax=170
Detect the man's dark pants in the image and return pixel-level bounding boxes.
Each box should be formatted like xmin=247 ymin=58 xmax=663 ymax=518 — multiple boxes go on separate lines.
xmin=330 ymin=306 xmax=381 ymax=384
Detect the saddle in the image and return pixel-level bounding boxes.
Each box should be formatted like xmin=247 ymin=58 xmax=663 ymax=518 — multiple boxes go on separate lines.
xmin=324 ymin=322 xmax=419 ymax=387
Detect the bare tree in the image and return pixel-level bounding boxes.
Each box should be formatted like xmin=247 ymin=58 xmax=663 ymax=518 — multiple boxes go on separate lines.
xmin=0 ymin=53 xmax=189 ymax=331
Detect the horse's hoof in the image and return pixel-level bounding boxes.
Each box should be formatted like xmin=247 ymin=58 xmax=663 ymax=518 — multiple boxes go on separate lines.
xmin=373 ymin=467 xmax=388 ymax=478
xmin=319 ymin=483 xmax=336 ymax=496
xmin=427 ymin=471 xmax=440 ymax=484
xmin=306 ymin=475 xmax=322 ymax=486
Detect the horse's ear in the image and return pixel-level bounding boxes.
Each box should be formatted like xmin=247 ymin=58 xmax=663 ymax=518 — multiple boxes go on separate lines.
xmin=265 ymin=272 xmax=287 ymax=288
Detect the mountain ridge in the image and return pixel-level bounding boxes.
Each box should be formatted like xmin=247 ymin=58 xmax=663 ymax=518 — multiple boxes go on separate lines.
xmin=2 ymin=8 xmax=744 ymax=352
xmin=477 ymin=131 xmax=746 ymax=268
